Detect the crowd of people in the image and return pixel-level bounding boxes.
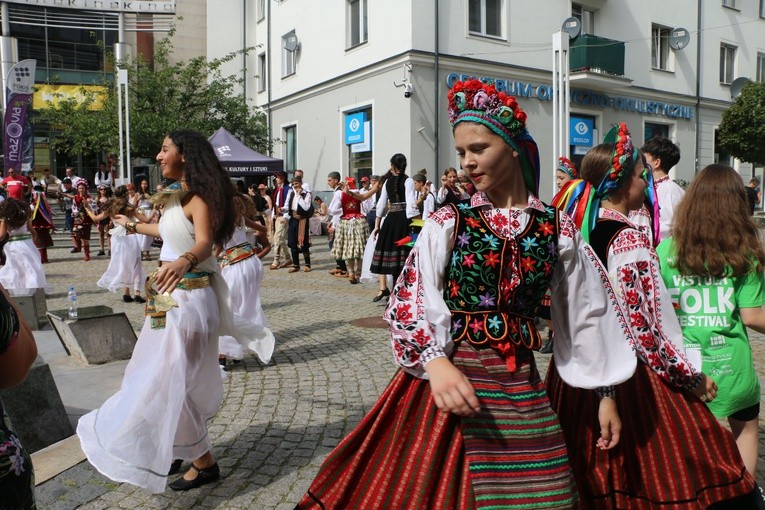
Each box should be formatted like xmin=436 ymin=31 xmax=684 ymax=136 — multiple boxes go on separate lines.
xmin=2 ymin=77 xmax=765 ymax=509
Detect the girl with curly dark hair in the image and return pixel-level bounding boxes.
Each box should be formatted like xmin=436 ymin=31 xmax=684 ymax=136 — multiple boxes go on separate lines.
xmin=0 ymin=199 xmax=47 ymax=295
xmin=77 ymin=130 xmax=272 ymax=494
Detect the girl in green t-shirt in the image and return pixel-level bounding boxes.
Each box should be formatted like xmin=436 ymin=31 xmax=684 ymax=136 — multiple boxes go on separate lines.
xmin=657 ymin=163 xmax=765 ymax=476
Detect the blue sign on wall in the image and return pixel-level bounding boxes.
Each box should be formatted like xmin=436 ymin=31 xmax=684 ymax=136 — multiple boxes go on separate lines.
xmin=570 ymin=116 xmax=594 ymax=147
xmin=345 ymin=112 xmax=366 ymax=145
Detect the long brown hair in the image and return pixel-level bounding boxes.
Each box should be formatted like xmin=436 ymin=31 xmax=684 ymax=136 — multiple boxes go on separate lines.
xmin=233 ymin=193 xmax=258 ymax=225
xmin=671 ymin=164 xmax=765 ymax=277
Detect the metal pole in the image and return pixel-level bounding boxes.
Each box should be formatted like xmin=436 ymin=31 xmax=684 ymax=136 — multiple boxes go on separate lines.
xmin=117 ymin=70 xmax=124 ymax=184
xmin=123 ymin=69 xmax=132 ymax=185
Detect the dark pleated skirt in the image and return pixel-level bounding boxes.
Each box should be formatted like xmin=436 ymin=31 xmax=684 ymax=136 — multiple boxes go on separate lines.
xmin=546 ymin=359 xmax=756 ymax=509
xmin=370 ymin=210 xmax=410 ymax=275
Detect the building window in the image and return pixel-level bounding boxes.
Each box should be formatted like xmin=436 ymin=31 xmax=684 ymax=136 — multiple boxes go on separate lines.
xmin=757 ymin=52 xmax=765 ymax=82
xmin=347 ymin=0 xmax=368 ymax=49
xmin=761 ymin=0 xmax=765 ymax=17
xmin=572 ymin=4 xmax=595 ymax=35
xmin=645 ymin=122 xmax=670 ymax=141
xmin=258 ymin=53 xmax=267 ymax=92
xmin=281 ymin=31 xmax=297 ymax=78
xmin=468 ymin=0 xmax=503 ymax=38
xmin=720 ymin=44 xmax=736 ymax=84
xmin=651 ymin=25 xmax=672 ymax=71
xmin=257 ymin=0 xmax=265 ymax=21
xmin=284 ymin=125 xmax=297 ymax=174
xmin=722 ymin=0 xmax=737 ymax=8
xmin=714 ymin=129 xmax=732 ymax=166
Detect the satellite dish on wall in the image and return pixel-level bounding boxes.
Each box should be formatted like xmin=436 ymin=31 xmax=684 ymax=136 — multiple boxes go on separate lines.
xmin=730 ymin=77 xmax=751 ymax=99
xmin=668 ymin=28 xmax=690 ymax=50
xmin=284 ymin=32 xmax=300 ymax=52
xmin=562 ymin=17 xmax=581 ymax=39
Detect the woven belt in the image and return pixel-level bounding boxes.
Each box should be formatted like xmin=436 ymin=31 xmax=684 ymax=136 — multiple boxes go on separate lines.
xmin=388 ymin=202 xmax=406 ymax=213
xmin=144 ymin=268 xmax=212 ymax=329
xmin=220 ymin=242 xmax=255 ymax=268
xmin=8 ymin=234 xmax=32 ymax=242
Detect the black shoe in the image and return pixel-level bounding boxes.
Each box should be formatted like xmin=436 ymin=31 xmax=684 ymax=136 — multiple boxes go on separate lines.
xmin=96 ymin=250 xmax=105 ymax=256
xmin=123 ymin=294 xmax=134 ymax=303
xmin=219 ymin=357 xmax=227 ymax=368
xmin=168 ymin=463 xmax=220 ymax=491
xmin=168 ymin=459 xmax=183 ymax=476
xmin=372 ymin=289 xmax=391 ymax=302
xmin=539 ymin=338 xmax=554 ymax=354
xmin=70 ymin=248 xmax=81 ymax=253
xmin=133 ymin=295 xmax=146 ymax=304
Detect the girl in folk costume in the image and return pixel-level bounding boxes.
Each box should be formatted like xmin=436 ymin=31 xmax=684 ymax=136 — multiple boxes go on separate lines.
xmin=547 ymin=124 xmax=758 ymax=509
xmin=332 ymin=177 xmax=378 ymax=284
xmin=77 ymin=131 xmax=274 ymax=493
xmin=0 ymin=199 xmax=47 ymax=295
xmin=94 ymin=185 xmax=113 ymax=257
xmin=218 ymin=193 xmax=273 ymax=368
xmin=555 ymin=156 xmax=578 ymax=191
xmin=30 ymin=186 xmax=55 ymax=263
xmin=85 ymin=186 xmax=147 ymax=304
xmin=657 ymin=164 xmax=765 ymax=478
xmin=297 ymin=80 xmax=645 ymax=510
xmin=436 ymin=166 xmax=471 ymax=208
xmin=69 ymin=180 xmax=94 ymax=261
xmin=370 ymin=154 xmax=418 ymax=302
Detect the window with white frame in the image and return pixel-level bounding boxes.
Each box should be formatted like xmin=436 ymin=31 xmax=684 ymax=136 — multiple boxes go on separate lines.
xmin=284 ymin=125 xmax=297 ymax=174
xmin=257 ymin=0 xmax=265 ymax=21
xmin=258 ymin=53 xmax=267 ymax=92
xmin=281 ymin=31 xmax=297 ymax=78
xmin=572 ymin=4 xmax=595 ymax=35
xmin=651 ymin=25 xmax=672 ymax=71
xmin=757 ymin=52 xmax=765 ymax=82
xmin=347 ymin=0 xmax=368 ymax=48
xmin=468 ymin=0 xmax=503 ymax=38
xmin=719 ymin=43 xmax=736 ymax=84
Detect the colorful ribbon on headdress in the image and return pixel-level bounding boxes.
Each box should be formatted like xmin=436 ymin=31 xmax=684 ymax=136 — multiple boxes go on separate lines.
xmin=448 ymin=79 xmax=540 ymax=195
xmin=640 ymin=157 xmax=661 ymax=247
xmin=557 ymin=156 xmax=578 ymax=179
xmin=553 ymin=178 xmax=598 ymax=243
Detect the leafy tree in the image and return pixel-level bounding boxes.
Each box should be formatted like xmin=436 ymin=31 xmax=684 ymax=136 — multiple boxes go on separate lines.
xmin=36 ymin=36 xmax=270 ymax=160
xmin=718 ymin=81 xmax=765 ymax=166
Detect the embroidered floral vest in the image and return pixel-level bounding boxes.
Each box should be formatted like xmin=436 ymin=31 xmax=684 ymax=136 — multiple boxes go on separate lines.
xmin=443 ymin=204 xmax=559 ymax=368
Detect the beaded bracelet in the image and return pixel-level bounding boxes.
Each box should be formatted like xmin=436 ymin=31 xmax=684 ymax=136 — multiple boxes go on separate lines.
xmin=180 ymin=251 xmax=198 ymax=268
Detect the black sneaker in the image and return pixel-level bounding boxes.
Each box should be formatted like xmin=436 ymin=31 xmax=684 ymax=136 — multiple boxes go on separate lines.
xmin=70 ymin=248 xmax=80 ymax=253
xmin=133 ymin=295 xmax=146 ymax=304
xmin=122 ymin=294 xmax=134 ymax=303
xmin=96 ymin=250 xmax=105 ymax=256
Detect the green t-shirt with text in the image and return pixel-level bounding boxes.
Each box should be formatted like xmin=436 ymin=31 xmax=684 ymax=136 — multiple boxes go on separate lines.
xmin=657 ymin=238 xmax=764 ymax=418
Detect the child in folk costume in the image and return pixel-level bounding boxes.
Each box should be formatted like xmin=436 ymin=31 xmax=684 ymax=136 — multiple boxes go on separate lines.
xmin=30 ymin=187 xmax=55 ymax=263
xmin=332 ymin=177 xmax=378 ymax=284
xmin=85 ymin=185 xmax=148 ymax=303
xmin=218 ymin=193 xmax=274 ymax=368
xmin=0 ymin=199 xmax=47 ymax=295
xmin=548 ymin=124 xmax=757 ymax=509
xmin=77 ymin=131 xmax=274 ymax=493
xmin=657 ymin=164 xmax=765 ymax=478
xmin=297 ymin=80 xmax=647 ymax=509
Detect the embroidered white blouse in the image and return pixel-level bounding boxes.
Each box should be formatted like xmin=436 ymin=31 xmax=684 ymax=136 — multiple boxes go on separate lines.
xmin=383 ymin=192 xmax=637 ymax=389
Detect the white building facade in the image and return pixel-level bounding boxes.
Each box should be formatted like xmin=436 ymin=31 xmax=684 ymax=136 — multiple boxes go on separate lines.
xmin=207 ymin=0 xmax=765 ymax=200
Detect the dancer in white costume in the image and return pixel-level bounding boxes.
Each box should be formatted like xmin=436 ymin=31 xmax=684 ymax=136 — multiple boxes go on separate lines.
xmin=86 ymin=186 xmax=148 ymax=303
xmin=0 ymin=199 xmax=48 ymax=295
xmin=76 ymin=131 xmax=274 ymax=493
xmin=136 ymin=179 xmax=155 ymax=260
xmin=219 ymin=194 xmax=272 ymax=364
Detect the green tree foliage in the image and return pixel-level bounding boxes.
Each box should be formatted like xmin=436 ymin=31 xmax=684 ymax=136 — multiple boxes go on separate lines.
xmin=718 ymin=81 xmax=765 ymax=166
xmin=37 ymin=37 xmax=270 ymax=160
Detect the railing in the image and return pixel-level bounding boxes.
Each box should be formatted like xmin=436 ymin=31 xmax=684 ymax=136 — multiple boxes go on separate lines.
xmin=570 ymin=34 xmax=625 ymax=77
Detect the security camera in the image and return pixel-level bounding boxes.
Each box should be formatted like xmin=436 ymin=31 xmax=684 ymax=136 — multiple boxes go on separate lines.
xmin=404 ymin=83 xmax=413 ymax=98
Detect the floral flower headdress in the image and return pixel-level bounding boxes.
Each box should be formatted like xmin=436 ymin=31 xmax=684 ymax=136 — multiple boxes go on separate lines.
xmin=448 ymin=79 xmax=540 ymax=195
xmin=557 ymin=156 xmax=578 ymax=179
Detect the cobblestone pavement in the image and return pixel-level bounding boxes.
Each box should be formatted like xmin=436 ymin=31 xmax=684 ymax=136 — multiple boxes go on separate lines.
xmin=33 ymin=232 xmax=765 ymax=509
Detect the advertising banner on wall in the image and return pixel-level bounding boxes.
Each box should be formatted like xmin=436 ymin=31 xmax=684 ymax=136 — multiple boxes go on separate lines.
xmin=4 ymin=59 xmax=36 ymax=176
xmin=2 ymin=0 xmax=175 ymax=14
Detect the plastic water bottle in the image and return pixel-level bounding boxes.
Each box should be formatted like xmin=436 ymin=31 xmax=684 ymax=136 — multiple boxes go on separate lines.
xmin=67 ymin=287 xmax=78 ymax=321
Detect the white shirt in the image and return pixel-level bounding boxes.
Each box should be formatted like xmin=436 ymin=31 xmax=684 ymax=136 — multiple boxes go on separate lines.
xmin=375 ymin=175 xmax=418 ymax=219
xmin=655 ymin=175 xmax=685 ymax=241
xmin=327 ymin=186 xmax=343 ymax=228
xmin=67 ymin=174 xmax=85 ymax=189
xmin=361 ymin=185 xmax=377 ymax=215
xmin=94 ymin=171 xmax=114 ymax=189
xmin=419 ymin=191 xmax=436 ymax=220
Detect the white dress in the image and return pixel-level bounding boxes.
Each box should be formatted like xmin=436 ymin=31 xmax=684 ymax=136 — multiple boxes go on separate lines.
xmin=77 ymin=191 xmax=274 ymax=493
xmin=0 ymin=223 xmax=48 ymax=295
xmin=97 ymin=222 xmax=145 ymax=293
xmin=219 ymin=223 xmax=273 ymax=359
xmin=136 ymin=196 xmax=154 ymax=251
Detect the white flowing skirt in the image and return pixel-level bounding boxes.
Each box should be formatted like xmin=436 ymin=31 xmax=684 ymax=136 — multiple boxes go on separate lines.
xmin=77 ymin=286 xmax=223 ymax=493
xmin=219 ymin=255 xmax=273 ymax=359
xmin=0 ymin=239 xmax=48 ymax=295
xmin=97 ymin=235 xmax=146 ymax=293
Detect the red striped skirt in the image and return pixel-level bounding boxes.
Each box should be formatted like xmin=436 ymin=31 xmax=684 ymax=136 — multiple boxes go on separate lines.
xmin=546 ymin=359 xmax=755 ymax=509
xmin=297 ymin=343 xmax=576 ymax=509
